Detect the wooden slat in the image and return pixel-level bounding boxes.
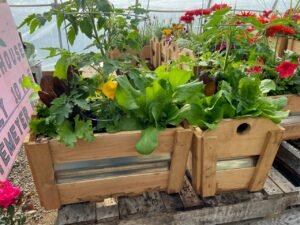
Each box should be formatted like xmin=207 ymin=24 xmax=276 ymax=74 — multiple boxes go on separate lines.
xmin=216 ymin=168 xmax=256 ymax=193
xmin=287 ymin=39 xmax=300 ymax=54
xmin=191 ymin=129 xmax=202 ymax=194
xmin=49 ymin=128 xmax=176 ymax=163
xmin=57 ymin=171 xmax=169 ymax=205
xmin=281 ymin=116 xmax=300 ymax=140
xmin=140 ymin=45 xmax=151 ymax=61
xmin=202 ymin=118 xmax=282 ymax=159
xmin=118 ymin=192 xmax=166 ymax=219
xmin=268 ymin=168 xmax=298 ymax=194
xmin=202 ymin=136 xmax=217 ymax=197
xmin=249 ymin=130 xmax=284 ymax=191
xmin=108 ymin=193 xmax=298 ymax=225
xmin=179 ymin=176 xmax=202 ymax=209
xmin=24 ymin=142 xmax=61 ymax=210
xmin=96 ymin=198 xmax=119 ymax=222
xmin=167 ymin=129 xmax=193 ymax=193
xmin=57 ymin=202 xmax=96 ymax=225
xmin=262 ymin=177 xmax=284 ymax=199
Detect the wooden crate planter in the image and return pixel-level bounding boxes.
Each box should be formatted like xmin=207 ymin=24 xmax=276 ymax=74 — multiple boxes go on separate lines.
xmin=269 ymin=37 xmax=288 ymax=57
xmin=24 ymin=127 xmax=193 ymax=210
xmin=150 ymin=37 xmax=161 ymax=68
xmin=287 ymin=38 xmax=300 ymax=54
xmin=271 ymin=95 xmax=300 ymax=140
xmin=190 ymin=118 xmax=284 ymax=197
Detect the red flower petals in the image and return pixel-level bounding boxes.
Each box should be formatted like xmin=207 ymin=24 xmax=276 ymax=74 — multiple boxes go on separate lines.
xmin=185 ymin=9 xmax=211 ymax=17
xmin=210 ymin=3 xmax=231 ymax=11
xmin=275 ymin=61 xmax=298 ymax=78
xmin=236 ymin=11 xmax=256 ymax=18
xmin=248 ymin=66 xmax=263 ymax=74
xmin=180 ymin=15 xmax=194 ymax=24
xmin=0 ymin=180 xmax=21 ymax=208
xmin=266 ymin=25 xmax=296 ymax=37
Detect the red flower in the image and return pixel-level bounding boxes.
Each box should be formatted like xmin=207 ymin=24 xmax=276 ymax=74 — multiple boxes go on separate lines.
xmin=257 ymin=15 xmax=269 ymax=24
xmin=235 ymin=20 xmax=244 ymax=25
xmin=236 ymin=11 xmax=256 ymax=18
xmin=210 ymin=4 xmax=231 ymax=11
xmin=263 ymin=10 xmax=273 ymax=18
xmin=275 ymin=61 xmax=298 ymax=78
xmin=180 ymin=15 xmax=194 ymax=24
xmin=0 ymin=180 xmax=21 ymax=208
xmin=185 ymin=9 xmax=211 ymax=16
xmin=293 ymin=14 xmax=300 ymax=22
xmin=246 ymin=26 xmax=255 ymax=33
xmin=248 ymin=66 xmax=262 ymax=74
xmin=266 ymin=25 xmax=296 ymax=37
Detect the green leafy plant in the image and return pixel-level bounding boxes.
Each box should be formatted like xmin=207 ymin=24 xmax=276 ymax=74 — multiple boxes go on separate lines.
xmin=19 ymin=0 xmax=145 ymax=55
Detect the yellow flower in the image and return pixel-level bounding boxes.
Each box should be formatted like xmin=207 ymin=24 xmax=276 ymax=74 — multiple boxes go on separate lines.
xmin=162 ymin=29 xmax=172 ymax=36
xmin=99 ymin=80 xmax=118 ymax=100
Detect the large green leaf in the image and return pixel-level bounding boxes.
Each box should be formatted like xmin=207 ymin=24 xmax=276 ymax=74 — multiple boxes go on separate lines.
xmin=57 ymin=120 xmax=77 ymax=147
xmin=173 ymin=81 xmax=204 ymax=103
xmin=79 ymin=17 xmax=93 ymax=39
xmin=115 ymin=76 xmax=141 ymax=110
xmin=260 ymin=79 xmax=276 ymax=94
xmin=135 ymin=127 xmax=160 ymax=155
xmin=169 ymin=68 xmax=193 ymax=89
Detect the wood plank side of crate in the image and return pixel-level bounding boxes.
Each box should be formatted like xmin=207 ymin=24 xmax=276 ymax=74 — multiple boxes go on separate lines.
xmin=49 ymin=128 xmax=176 ymax=164
xmin=249 ymin=129 xmax=284 ymax=191
xmin=191 ymin=128 xmax=202 ymax=194
xmin=57 ymin=171 xmax=169 ymax=205
xmin=216 ymin=168 xmax=256 ymax=193
xmin=287 ymin=38 xmax=300 ymax=54
xmin=167 ymin=129 xmax=193 ymax=193
xmin=24 ymin=141 xmax=61 ymax=210
xmin=202 ymin=118 xmax=282 ymax=159
xmin=281 ymin=116 xmax=300 ymax=140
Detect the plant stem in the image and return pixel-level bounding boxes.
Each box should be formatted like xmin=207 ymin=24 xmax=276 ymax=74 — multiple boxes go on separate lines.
xmin=274 ymin=35 xmax=279 ymax=65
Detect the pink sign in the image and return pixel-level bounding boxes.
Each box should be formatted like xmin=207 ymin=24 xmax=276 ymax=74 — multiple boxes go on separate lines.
xmin=0 ymin=3 xmax=34 ymax=180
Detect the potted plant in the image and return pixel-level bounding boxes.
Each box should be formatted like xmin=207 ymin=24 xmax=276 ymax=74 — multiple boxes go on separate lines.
xmin=22 ymin=60 xmax=195 ymax=209
xmin=179 ymin=67 xmax=288 ymax=196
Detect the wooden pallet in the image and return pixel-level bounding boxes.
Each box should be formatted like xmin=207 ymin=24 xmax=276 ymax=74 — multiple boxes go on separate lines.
xmin=275 ymin=140 xmax=300 ymax=186
xmin=55 ymin=167 xmax=300 ymax=225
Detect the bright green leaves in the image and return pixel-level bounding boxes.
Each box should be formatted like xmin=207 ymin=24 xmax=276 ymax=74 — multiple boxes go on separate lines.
xmin=57 ymin=117 xmax=94 ymax=147
xmin=136 ymin=127 xmax=160 ymax=155
xmin=50 ymin=97 xmax=73 ymax=124
xmin=22 ymin=76 xmax=41 ymax=92
xmin=79 ymin=17 xmax=93 ymax=39
xmin=115 ymin=76 xmax=141 ymax=110
xmin=57 ymin=120 xmax=77 ymax=147
xmin=260 ymin=79 xmax=276 ymax=94
xmin=74 ymin=116 xmax=95 ymax=143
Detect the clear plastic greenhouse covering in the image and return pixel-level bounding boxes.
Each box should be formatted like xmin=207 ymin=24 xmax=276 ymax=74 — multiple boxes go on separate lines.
xmin=7 ymin=0 xmax=299 ymax=70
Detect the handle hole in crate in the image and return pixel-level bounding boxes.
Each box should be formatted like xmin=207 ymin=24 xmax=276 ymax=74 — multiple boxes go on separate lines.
xmin=236 ymin=123 xmax=251 ymax=135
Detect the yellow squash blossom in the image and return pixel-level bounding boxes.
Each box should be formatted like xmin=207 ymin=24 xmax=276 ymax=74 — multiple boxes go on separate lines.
xmin=99 ymin=80 xmax=118 ymax=100
xmin=162 ymin=29 xmax=172 ymax=36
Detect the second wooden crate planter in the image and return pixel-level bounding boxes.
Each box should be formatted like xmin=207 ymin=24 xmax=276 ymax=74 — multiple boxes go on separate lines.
xmin=287 ymin=38 xmax=300 ymax=54
xmin=190 ymin=118 xmax=284 ymax=197
xmin=24 ymin=127 xmax=193 ymax=210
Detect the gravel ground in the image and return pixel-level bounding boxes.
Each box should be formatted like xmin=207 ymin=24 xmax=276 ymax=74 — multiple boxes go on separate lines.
xmin=8 ymin=147 xmax=57 ymax=225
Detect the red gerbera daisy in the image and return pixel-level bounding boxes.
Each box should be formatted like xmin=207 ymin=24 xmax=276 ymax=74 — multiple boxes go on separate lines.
xmin=210 ymin=3 xmax=231 ymax=11
xmin=266 ymin=25 xmax=296 ymax=37
xmin=263 ymin=10 xmax=273 ymax=18
xmin=180 ymin=15 xmax=194 ymax=24
xmin=275 ymin=61 xmax=298 ymax=78
xmin=236 ymin=11 xmax=256 ymax=18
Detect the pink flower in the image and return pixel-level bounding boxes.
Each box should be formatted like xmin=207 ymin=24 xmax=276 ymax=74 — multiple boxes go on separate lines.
xmin=0 ymin=180 xmax=21 ymax=208
xmin=275 ymin=61 xmax=298 ymax=78
xmin=185 ymin=9 xmax=211 ymax=16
